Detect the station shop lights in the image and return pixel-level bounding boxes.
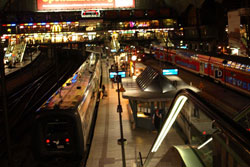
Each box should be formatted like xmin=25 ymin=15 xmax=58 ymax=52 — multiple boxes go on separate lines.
xmin=2 ymin=21 xmax=78 ymax=27
xmin=108 ymin=28 xmax=174 ymax=34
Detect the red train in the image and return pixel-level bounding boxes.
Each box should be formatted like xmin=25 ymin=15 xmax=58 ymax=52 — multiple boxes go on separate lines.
xmin=150 ymin=45 xmax=250 ymax=96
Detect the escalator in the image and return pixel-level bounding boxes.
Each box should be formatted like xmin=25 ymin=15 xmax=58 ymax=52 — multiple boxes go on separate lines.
xmin=141 ymin=89 xmax=250 ymax=167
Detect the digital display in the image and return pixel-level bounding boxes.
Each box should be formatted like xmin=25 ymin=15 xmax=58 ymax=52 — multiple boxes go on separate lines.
xmin=109 ymin=71 xmax=126 ymax=79
xmin=162 ymin=69 xmax=178 ymax=76
xmin=5 ymin=53 xmax=12 ymax=57
xmin=37 ymin=0 xmax=135 ymax=11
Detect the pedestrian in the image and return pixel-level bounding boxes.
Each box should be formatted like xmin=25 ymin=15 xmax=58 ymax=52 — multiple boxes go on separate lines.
xmin=152 ymin=108 xmax=162 ymax=132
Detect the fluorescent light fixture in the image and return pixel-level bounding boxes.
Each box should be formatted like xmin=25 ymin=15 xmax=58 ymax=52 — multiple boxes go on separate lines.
xmin=151 ymin=95 xmax=188 ymax=152
xmin=197 ymin=137 xmax=213 ymax=150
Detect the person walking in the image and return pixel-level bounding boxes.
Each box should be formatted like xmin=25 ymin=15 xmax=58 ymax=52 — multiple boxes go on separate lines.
xmin=152 ymin=108 xmax=162 ymax=132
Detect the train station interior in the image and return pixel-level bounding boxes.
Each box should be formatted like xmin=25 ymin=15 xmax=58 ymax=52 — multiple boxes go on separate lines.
xmin=0 ymin=0 xmax=250 ymax=167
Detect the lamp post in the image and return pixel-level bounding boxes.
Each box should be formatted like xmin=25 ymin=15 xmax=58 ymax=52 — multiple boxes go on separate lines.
xmin=115 ymin=64 xmax=127 ymax=167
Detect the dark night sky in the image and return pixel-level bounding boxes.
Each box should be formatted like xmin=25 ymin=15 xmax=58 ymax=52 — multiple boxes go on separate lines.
xmin=163 ymin=0 xmax=229 ymax=14
xmin=0 ymin=0 xmax=244 ymax=14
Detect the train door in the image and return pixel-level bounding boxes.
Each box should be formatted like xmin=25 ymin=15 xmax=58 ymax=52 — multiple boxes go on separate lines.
xmin=199 ymin=62 xmax=205 ymax=76
xmin=214 ymin=67 xmax=223 ymax=83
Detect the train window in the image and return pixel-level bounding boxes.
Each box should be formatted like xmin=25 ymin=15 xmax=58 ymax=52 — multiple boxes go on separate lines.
xmin=242 ymin=82 xmax=247 ymax=89
xmin=44 ymin=121 xmax=73 ymax=150
xmin=205 ymin=63 xmax=208 ymax=68
xmin=240 ymin=64 xmax=246 ymax=71
xmin=235 ymin=63 xmax=241 ymax=69
xmin=246 ymin=65 xmax=250 ymax=72
xmin=227 ymin=61 xmax=232 ymax=67
xmin=231 ymin=62 xmax=236 ymax=68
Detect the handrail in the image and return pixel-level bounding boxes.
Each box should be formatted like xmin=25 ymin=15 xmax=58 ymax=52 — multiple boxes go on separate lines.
xmin=181 ymin=89 xmax=250 ymax=150
xmin=139 ymin=152 xmax=143 ymax=167
xmin=143 ymin=88 xmax=250 ymax=167
xmin=233 ymin=102 xmax=250 ymax=122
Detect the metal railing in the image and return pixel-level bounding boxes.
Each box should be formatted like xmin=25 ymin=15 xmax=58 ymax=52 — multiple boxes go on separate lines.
xmin=142 ymin=89 xmax=250 ymax=167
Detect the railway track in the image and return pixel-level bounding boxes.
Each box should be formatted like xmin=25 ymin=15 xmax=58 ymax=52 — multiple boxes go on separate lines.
xmin=0 ymin=48 xmax=85 ymax=166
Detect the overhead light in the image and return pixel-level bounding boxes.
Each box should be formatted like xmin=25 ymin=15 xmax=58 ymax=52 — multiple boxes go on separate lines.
xmin=151 ymin=95 xmax=188 ymax=152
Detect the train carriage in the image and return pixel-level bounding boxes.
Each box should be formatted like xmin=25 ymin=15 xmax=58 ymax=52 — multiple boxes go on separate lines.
xmin=34 ymin=54 xmax=101 ymax=160
xmin=151 ymin=45 xmax=250 ymax=96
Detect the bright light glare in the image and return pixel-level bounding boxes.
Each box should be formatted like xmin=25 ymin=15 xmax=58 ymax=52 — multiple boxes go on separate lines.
xmin=197 ymin=137 xmax=213 ymax=150
xmin=131 ymin=55 xmax=137 ymax=61
xmin=151 ymin=95 xmax=188 ymax=152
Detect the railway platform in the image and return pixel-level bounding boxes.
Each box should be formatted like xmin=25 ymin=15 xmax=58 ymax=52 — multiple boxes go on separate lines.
xmin=86 ymin=60 xmax=192 ymax=167
xmin=4 ymin=50 xmax=40 ymax=75
xmin=86 ymin=58 xmax=250 ymax=167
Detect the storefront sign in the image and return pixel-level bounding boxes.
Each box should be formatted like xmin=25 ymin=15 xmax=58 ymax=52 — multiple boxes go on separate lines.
xmin=37 ymin=0 xmax=134 ymax=11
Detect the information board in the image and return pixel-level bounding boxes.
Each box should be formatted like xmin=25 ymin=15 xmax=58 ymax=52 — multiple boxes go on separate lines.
xmin=162 ymin=69 xmax=178 ymax=76
xmin=109 ymin=71 xmax=126 ymax=79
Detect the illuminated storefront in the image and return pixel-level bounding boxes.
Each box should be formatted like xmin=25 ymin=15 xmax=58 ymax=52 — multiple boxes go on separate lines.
xmin=1 ymin=17 xmax=175 ymax=44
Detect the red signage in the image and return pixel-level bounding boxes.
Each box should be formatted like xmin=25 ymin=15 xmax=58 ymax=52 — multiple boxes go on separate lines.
xmin=37 ymin=0 xmax=135 ymax=11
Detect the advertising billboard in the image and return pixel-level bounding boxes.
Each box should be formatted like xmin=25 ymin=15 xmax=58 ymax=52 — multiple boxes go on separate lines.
xmin=37 ymin=0 xmax=135 ymax=11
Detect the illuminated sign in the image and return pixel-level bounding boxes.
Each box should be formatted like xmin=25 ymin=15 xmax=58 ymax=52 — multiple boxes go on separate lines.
xmin=81 ymin=10 xmax=100 ymax=18
xmin=51 ymin=24 xmax=62 ymax=32
xmin=109 ymin=71 xmax=126 ymax=79
xmin=37 ymin=0 xmax=135 ymax=11
xmin=162 ymin=69 xmax=178 ymax=76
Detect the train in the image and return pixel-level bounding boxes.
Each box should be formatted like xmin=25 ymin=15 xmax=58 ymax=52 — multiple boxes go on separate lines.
xmin=34 ymin=52 xmax=101 ymax=160
xmin=150 ymin=44 xmax=250 ymax=96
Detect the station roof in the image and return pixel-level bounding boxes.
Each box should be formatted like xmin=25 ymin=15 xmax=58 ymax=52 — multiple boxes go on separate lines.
xmin=122 ymin=69 xmax=199 ymax=102
xmin=136 ymin=66 xmax=175 ymax=93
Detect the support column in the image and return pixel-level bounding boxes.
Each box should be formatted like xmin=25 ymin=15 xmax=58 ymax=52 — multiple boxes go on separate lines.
xmin=129 ymin=100 xmax=138 ymax=127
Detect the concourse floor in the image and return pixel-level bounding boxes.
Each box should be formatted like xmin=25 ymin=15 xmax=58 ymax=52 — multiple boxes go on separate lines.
xmin=86 ymin=59 xmax=182 ymax=167
xmin=5 ymin=51 xmax=40 ymax=75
